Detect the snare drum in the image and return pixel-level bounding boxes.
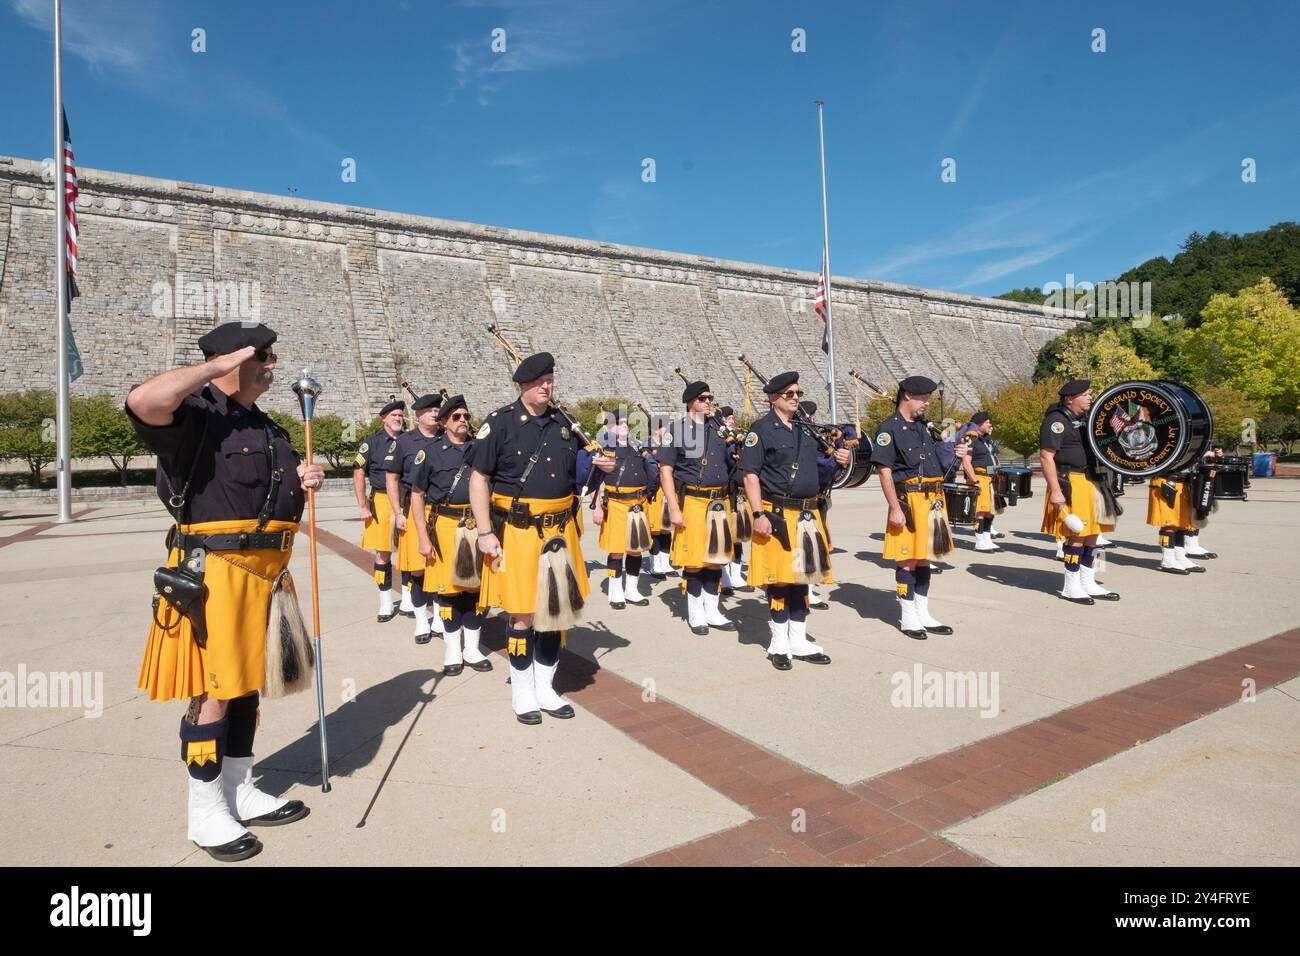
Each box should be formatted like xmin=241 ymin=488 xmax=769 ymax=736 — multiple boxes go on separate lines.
xmin=993 ymin=467 xmax=1033 ymax=505
xmin=1211 ymin=461 xmax=1248 ymax=500
xmin=831 ymin=439 xmax=874 ymax=489
xmin=942 ymin=482 xmax=978 ymax=526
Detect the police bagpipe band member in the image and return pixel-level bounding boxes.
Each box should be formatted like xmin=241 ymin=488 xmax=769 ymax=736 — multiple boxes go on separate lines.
xmin=743 ymin=374 xmax=850 ymax=669
xmin=410 ymin=394 xmax=494 ymax=675
xmin=126 ymin=322 xmax=316 ymax=862
xmin=659 ymin=381 xmax=738 ymax=635
xmin=958 ymin=411 xmax=1003 ymax=553
xmin=353 ymin=397 xmax=405 ymax=621
xmin=1147 ymin=463 xmax=1213 ymax=575
xmin=801 ymin=399 xmax=839 ymax=608
xmin=386 ymin=392 xmax=445 ymax=642
xmin=470 ymin=352 xmax=617 ymax=725
xmin=1183 ymin=451 xmax=1220 ymax=560
xmin=718 ymin=405 xmax=753 ymax=595
xmin=646 ymin=420 xmax=677 ymax=578
xmin=871 ymin=376 xmax=971 ymax=639
xmin=1039 ymin=380 xmax=1121 ymax=604
xmin=588 ymin=410 xmax=657 ymax=609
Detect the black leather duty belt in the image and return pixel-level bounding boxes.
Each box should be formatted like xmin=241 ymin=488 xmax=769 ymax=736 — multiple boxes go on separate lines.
xmin=767 ymin=494 xmax=823 ymax=511
xmin=682 ymin=486 xmax=727 ymax=500
xmin=169 ymin=528 xmax=293 ymax=553
xmin=603 ymin=488 xmax=647 ymax=501
xmin=435 ymin=504 xmax=473 ymax=519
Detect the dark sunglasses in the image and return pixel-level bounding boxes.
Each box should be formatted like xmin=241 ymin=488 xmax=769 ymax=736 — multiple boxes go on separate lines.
xmin=254 ymin=349 xmax=276 ymax=362
xmin=697 ymin=393 xmax=714 ymax=402
xmin=448 ymin=412 xmax=470 ymax=421
xmin=780 ymin=389 xmax=804 ymax=399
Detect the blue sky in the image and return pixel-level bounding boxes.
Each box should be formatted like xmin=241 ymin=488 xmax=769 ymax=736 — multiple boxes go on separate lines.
xmin=2 ymin=0 xmax=1295 ymax=297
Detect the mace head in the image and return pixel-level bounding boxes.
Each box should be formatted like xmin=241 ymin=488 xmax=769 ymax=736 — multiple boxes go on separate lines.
xmin=292 ymin=368 xmax=323 ymax=421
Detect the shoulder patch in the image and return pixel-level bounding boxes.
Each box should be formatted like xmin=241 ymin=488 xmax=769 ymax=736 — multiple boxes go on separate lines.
xmin=413 ymin=449 xmax=426 ymax=465
xmin=744 ymin=432 xmax=759 ymax=448
xmin=662 ymin=432 xmax=673 ymax=446
xmin=476 ymin=422 xmax=491 ymax=440
xmin=1051 ymin=422 xmax=1065 ymax=434
xmin=358 ymin=442 xmax=369 ymax=454
xmin=876 ymin=432 xmax=892 ymax=447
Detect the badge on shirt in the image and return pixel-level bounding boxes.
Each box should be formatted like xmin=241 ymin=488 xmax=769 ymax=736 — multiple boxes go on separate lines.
xmin=477 ymin=422 xmax=491 ymax=440
xmin=1051 ymin=422 xmax=1065 ymax=434
xmin=744 ymin=432 xmax=759 ymax=447
xmin=560 ymin=427 xmax=571 ymax=441
xmin=358 ymin=442 xmax=369 ymax=454
xmin=414 ymin=449 xmax=426 ymax=465
xmin=877 ymin=433 xmax=892 ymax=446
xmin=662 ymin=432 xmax=673 ymax=446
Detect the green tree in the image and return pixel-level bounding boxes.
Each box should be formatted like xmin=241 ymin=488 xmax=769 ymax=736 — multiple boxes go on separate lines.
xmin=1198 ymin=383 xmax=1261 ymax=451
xmin=70 ymin=395 xmax=145 ymax=485
xmin=996 ymin=286 xmax=1048 ymax=305
xmin=1056 ymin=328 xmax=1157 ymax=392
xmin=0 ymin=389 xmax=56 ymax=486
xmin=1258 ymin=412 xmax=1300 ymax=456
xmin=1185 ymin=277 xmax=1300 ymax=414
xmin=268 ymin=411 xmax=306 ymax=457
xmin=309 ymin=415 xmax=358 ymax=470
xmin=980 ymin=378 xmax=1065 ymax=456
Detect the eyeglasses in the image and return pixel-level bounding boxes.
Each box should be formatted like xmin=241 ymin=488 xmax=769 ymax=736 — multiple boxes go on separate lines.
xmin=780 ymin=389 xmax=804 ymax=399
xmin=254 ymin=349 xmax=276 ymax=362
xmin=448 ymin=412 xmax=469 ymax=421
xmin=697 ymin=394 xmax=714 ymax=402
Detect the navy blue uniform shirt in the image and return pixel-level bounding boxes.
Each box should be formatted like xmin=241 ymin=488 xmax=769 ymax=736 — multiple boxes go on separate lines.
xmin=739 ymin=410 xmax=824 ymax=499
xmin=870 ymin=411 xmax=944 ymax=481
xmin=353 ymin=429 xmax=399 ymax=491
xmin=658 ymin=416 xmax=733 ymax=487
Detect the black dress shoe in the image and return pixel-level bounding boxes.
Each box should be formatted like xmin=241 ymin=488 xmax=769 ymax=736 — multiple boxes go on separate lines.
xmin=626 ymin=595 xmax=649 ymax=606
xmin=735 ymin=585 xmax=755 ymax=593
xmin=1187 ymin=552 xmax=1218 ymax=559
xmin=443 ymin=663 xmax=464 ymax=677
xmin=648 ymin=572 xmax=666 ymax=580
xmin=902 ymin=628 xmax=928 ymax=640
xmin=377 ymin=610 xmax=398 ymax=623
xmin=768 ymin=653 xmax=792 ymax=671
xmin=1159 ymin=566 xmax=1190 ymax=575
xmin=414 ymin=632 xmax=432 ymax=645
xmin=1185 ymin=564 xmax=1207 ymax=573
xmin=709 ymin=620 xmax=738 ymax=631
xmin=1090 ymin=591 xmax=1121 ymax=601
xmin=609 ymin=601 xmax=625 ymax=610
xmin=516 ymin=711 xmax=542 ymax=725
xmin=721 ymin=587 xmax=735 ymax=596
xmin=991 ymin=530 xmax=1006 ymax=539
xmin=396 ymin=608 xmax=415 ymax=618
xmin=196 ymin=833 xmax=262 ymax=862
xmin=1061 ymin=594 xmax=1095 ymax=605
xmin=241 ymin=801 xmax=309 ymax=828
xmin=923 ymin=624 xmax=954 ymax=635
xmin=467 ymin=658 xmax=494 ymax=672
xmin=792 ymin=652 xmax=831 ymax=665
xmin=690 ymin=624 xmax=709 ymax=636
xmin=809 ymin=600 xmax=830 ymax=610
xmin=542 ymin=704 xmax=575 ymax=719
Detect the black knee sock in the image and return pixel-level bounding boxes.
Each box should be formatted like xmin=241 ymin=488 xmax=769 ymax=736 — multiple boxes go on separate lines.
xmin=607 ymin=555 xmax=625 ymax=580
xmin=699 ymin=567 xmax=723 ymax=594
xmin=375 ymin=562 xmax=392 ymax=590
xmin=768 ymin=585 xmax=790 ymax=624
xmin=733 ymin=543 xmax=744 ymax=563
xmin=410 ymin=575 xmax=428 ymax=607
xmin=789 ymin=584 xmax=809 ymax=622
xmin=457 ymin=592 xmax=481 ymax=630
xmin=444 ymin=596 xmax=464 ymax=631
xmin=914 ymin=564 xmax=932 ymax=597
xmin=401 ymin=570 xmax=411 ymax=589
xmin=649 ymin=537 xmax=661 ymax=556
xmin=626 ymin=554 xmax=643 ymax=577
xmin=1081 ymin=546 xmax=1096 ymax=569
xmin=535 ymin=630 xmax=563 ymax=667
xmin=1063 ymin=543 xmax=1084 ymax=573
xmin=685 ymin=570 xmax=703 ymax=597
xmin=508 ymin=627 xmax=534 ymax=671
xmin=180 ymin=717 xmax=227 ymax=782
xmin=225 ymin=693 xmax=259 ymax=759
xmin=895 ymin=567 xmax=917 ymax=601
xmin=978 ymin=516 xmax=992 ymax=533
xmin=1174 ymin=530 xmax=1186 ymax=548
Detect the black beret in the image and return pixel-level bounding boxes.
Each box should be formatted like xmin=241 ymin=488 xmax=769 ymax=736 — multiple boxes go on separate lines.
xmin=379 ymin=399 xmax=405 ymax=417
xmin=437 ymin=394 xmax=467 ymax=421
xmin=971 ymin=411 xmax=991 ymax=425
xmin=513 ymin=352 xmax=555 ymax=383
xmin=897 ymin=375 xmax=939 ymax=396
xmin=197 ymin=321 xmax=277 ymax=357
xmin=1059 ymin=379 xmax=1091 ymax=398
xmin=764 ymin=371 xmax=798 ymax=395
xmin=719 ymin=406 xmax=734 ymax=418
xmin=681 ymin=381 xmax=710 ymax=404
xmin=412 ymin=393 xmax=442 ymax=411
xmin=799 ymin=400 xmax=818 ymax=417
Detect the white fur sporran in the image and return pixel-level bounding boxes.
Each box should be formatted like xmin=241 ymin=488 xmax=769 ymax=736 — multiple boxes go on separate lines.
xmin=263 ymin=570 xmax=314 ymax=699
xmin=929 ymin=498 xmax=954 ymax=559
xmin=533 ymin=535 xmax=584 ymax=632
xmin=625 ymin=504 xmax=652 ymax=554
xmin=789 ymin=510 xmax=830 ymax=583
xmin=703 ymin=500 xmax=733 ymax=565
xmin=451 ymin=517 xmax=483 ymax=589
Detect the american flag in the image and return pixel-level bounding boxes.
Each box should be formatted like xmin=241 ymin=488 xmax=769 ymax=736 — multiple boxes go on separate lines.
xmin=815 ymin=248 xmax=829 ymax=354
xmin=61 ymin=109 xmax=83 ymax=381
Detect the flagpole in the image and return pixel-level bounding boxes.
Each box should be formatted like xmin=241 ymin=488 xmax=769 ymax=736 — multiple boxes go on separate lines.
xmin=53 ymin=0 xmax=73 ymax=523
xmin=816 ymin=99 xmax=837 ymax=424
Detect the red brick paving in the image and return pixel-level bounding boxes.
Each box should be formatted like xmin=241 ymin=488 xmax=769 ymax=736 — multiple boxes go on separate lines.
xmin=301 ymin=519 xmax=1300 ymax=867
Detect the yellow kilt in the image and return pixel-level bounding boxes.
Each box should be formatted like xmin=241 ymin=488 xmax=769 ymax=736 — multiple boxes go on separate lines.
xmin=670 ymin=488 xmax=730 ymax=569
xmin=597 ymin=487 xmax=650 ymax=554
xmin=426 ymin=509 xmax=478 ymax=596
xmin=138 ymin=519 xmax=298 ymax=702
xmin=1040 ymin=470 xmax=1114 ymax=538
xmin=647 ymin=487 xmax=667 ymax=534
xmin=974 ymin=473 xmax=994 ymax=515
xmin=396 ymin=501 xmax=432 ymax=573
xmin=360 ymin=487 xmax=396 ymax=553
xmin=1146 ymin=478 xmax=1192 ymax=529
xmin=747 ymin=501 xmax=832 ymax=586
xmin=883 ymin=479 xmax=945 ymax=562
xmin=479 ymin=494 xmax=589 ymax=615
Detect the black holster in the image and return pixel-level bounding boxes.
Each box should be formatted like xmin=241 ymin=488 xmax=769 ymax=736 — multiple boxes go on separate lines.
xmin=153 ymin=544 xmax=208 ymax=648
xmin=367 ymin=489 xmax=378 ymax=521
xmin=893 ymin=484 xmax=916 ymax=533
xmin=1160 ymin=479 xmax=1178 ymax=509
xmin=766 ymin=503 xmax=792 ymax=551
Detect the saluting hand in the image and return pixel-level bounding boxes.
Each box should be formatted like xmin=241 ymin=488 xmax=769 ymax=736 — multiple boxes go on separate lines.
xmin=206 ymin=346 xmax=257 ymax=378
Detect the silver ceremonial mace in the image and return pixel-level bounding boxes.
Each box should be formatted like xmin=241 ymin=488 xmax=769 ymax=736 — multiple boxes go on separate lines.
xmin=292 ymin=370 xmax=331 ymax=793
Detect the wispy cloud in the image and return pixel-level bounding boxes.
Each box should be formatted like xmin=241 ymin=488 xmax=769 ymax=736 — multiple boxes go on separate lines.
xmin=11 ymin=0 xmax=155 ymax=72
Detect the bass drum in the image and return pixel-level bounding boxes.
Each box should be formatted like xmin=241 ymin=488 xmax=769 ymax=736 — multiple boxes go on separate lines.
xmin=1087 ymin=380 xmax=1213 ymax=478
xmin=832 ymin=440 xmax=874 ymax=489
